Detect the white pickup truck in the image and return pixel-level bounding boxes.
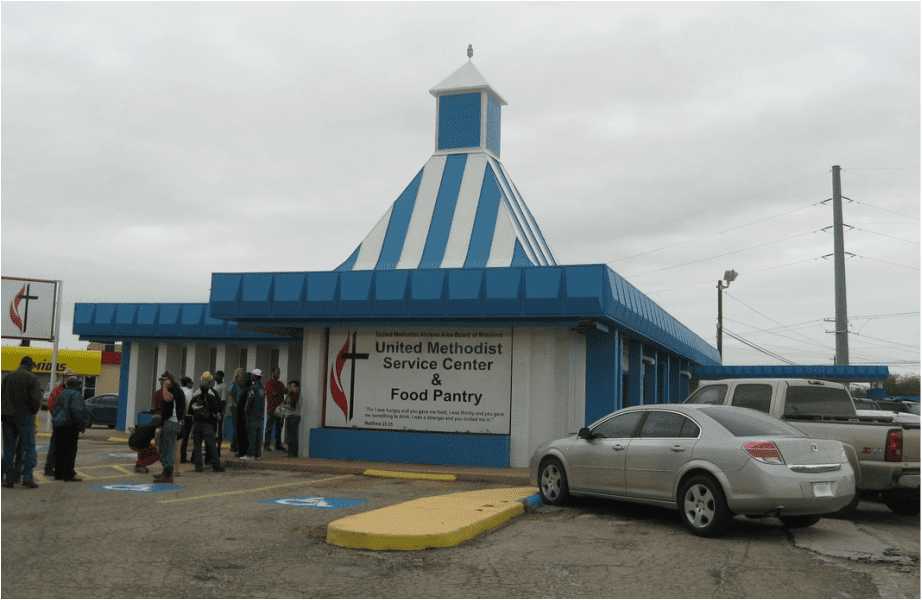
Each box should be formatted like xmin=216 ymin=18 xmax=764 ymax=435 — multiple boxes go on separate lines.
xmin=684 ymin=378 xmax=920 ymax=515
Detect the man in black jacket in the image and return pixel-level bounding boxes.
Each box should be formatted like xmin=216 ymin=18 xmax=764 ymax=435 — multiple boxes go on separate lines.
xmin=2 ymin=356 xmax=43 ymax=488
xmin=188 ymin=372 xmax=225 ymax=473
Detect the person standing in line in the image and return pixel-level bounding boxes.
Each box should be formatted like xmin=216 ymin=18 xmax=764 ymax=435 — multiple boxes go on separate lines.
xmin=242 ymin=369 xmax=265 ymax=461
xmin=283 ymin=380 xmax=300 ymax=456
xmin=231 ymin=369 xmax=250 ymax=458
xmin=43 ymin=371 xmax=71 ymax=477
xmin=178 ymin=376 xmax=195 ymax=463
xmin=52 ymin=376 xmax=91 ymax=482
xmin=153 ymin=371 xmax=185 ymax=484
xmin=264 ymin=368 xmax=286 ymax=453
xmin=188 ymin=372 xmax=225 ymax=473
xmin=212 ymin=370 xmax=229 ymax=453
xmin=2 ymin=356 xmax=43 ymax=488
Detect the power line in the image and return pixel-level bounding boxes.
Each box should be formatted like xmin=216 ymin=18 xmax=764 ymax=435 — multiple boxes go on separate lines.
xmin=850 ymin=311 xmax=919 ymax=320
xmin=631 ymin=229 xmax=821 ymax=276
xmin=855 ymin=255 xmax=921 ymax=271
xmin=723 ymin=328 xmax=797 ymax=364
xmin=850 ymin=331 xmax=920 ymax=351
xmin=852 ymin=226 xmax=920 ymax=246
xmin=849 ymin=198 xmax=921 ymax=223
xmin=612 ymin=199 xmax=822 ymax=263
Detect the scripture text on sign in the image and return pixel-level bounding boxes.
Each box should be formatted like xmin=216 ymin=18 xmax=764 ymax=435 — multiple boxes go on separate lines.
xmin=325 ymin=328 xmax=512 ymax=434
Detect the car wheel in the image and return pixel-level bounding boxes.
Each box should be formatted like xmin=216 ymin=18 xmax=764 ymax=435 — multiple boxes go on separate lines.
xmin=780 ymin=515 xmax=821 ymax=529
xmin=538 ymin=457 xmax=570 ymax=506
xmin=679 ymin=474 xmax=731 ymax=537
xmin=883 ymin=490 xmax=920 ymax=516
xmin=107 ymin=424 xmax=115 ymax=429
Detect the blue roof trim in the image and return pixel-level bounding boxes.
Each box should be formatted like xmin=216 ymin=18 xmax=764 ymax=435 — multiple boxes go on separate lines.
xmin=693 ymin=364 xmax=890 ymax=382
xmin=209 ymin=265 xmax=721 ymax=366
xmin=73 ymin=303 xmax=295 ymax=342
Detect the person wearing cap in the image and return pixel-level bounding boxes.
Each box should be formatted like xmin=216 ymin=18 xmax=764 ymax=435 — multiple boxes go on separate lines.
xmin=152 ymin=371 xmax=185 ymax=483
xmin=188 ymin=372 xmax=225 ymax=473
xmin=178 ymin=376 xmax=196 ymax=464
xmin=51 ymin=376 xmax=91 ymax=481
xmin=43 ymin=369 xmax=74 ymax=477
xmin=1 ymin=356 xmax=43 ymax=488
xmin=242 ymin=369 xmax=266 ymax=460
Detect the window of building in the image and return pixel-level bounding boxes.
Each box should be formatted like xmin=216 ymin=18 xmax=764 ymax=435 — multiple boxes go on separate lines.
xmin=83 ymin=376 xmax=97 ymax=400
xmin=104 ymin=343 xmax=115 ymax=353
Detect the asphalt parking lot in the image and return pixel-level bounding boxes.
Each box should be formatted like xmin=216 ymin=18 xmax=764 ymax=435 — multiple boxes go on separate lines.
xmin=1 ymin=431 xmax=919 ymax=598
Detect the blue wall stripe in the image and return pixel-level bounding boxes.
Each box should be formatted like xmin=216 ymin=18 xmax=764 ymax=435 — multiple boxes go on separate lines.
xmin=116 ymin=341 xmax=131 ymax=431
xmin=309 ymin=427 xmax=510 ymax=468
xmin=419 ymin=154 xmax=468 ymax=269
xmin=510 ymin=240 xmax=532 ymax=266
xmin=336 ymin=246 xmax=360 ymax=271
xmin=491 ymin=161 xmax=543 ymax=264
xmin=375 ymin=169 xmax=424 ymax=269
xmin=463 ymin=165 xmax=502 ymax=268
xmin=508 ymin=174 xmax=557 ymax=265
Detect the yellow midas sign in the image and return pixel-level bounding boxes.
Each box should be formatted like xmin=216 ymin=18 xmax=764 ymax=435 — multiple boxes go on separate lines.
xmin=1 ymin=347 xmax=102 ymax=376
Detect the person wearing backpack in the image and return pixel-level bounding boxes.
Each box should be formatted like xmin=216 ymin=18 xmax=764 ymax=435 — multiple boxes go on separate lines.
xmin=52 ymin=376 xmax=91 ymax=482
xmin=188 ymin=372 xmax=226 ymax=473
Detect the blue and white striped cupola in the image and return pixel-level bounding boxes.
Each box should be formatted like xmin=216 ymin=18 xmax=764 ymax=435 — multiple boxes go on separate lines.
xmin=337 ymin=53 xmax=557 ymax=271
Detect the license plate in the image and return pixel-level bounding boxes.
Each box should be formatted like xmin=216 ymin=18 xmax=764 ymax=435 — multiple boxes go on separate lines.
xmin=813 ymin=482 xmax=835 ymax=497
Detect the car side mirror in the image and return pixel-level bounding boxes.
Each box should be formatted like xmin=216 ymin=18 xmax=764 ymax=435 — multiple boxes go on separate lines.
xmin=578 ymin=427 xmax=594 ymax=440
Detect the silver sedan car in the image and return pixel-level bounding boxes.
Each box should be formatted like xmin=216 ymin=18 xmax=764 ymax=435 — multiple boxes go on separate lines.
xmin=530 ymin=404 xmax=856 ymax=536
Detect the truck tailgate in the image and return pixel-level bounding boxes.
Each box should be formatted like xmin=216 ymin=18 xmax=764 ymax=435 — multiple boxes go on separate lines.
xmin=902 ymin=427 xmax=920 ymax=462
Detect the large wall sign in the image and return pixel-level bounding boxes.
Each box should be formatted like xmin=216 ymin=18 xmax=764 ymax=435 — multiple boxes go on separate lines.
xmin=1 ymin=277 xmax=58 ymax=341
xmin=325 ymin=328 xmax=512 ymax=434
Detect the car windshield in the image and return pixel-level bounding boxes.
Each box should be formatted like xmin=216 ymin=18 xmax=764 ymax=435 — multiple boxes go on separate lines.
xmin=698 ymin=407 xmax=804 ymax=437
xmin=784 ymin=385 xmax=856 ymax=418
xmin=904 ymin=403 xmax=921 ymax=415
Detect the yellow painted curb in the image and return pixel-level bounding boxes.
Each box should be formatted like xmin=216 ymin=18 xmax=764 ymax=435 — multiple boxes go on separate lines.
xmin=326 ymin=486 xmax=537 ymax=551
xmin=37 ymin=432 xmax=51 ymax=439
xmin=107 ymin=436 xmax=129 ymax=443
xmin=363 ymin=468 xmax=457 ymax=482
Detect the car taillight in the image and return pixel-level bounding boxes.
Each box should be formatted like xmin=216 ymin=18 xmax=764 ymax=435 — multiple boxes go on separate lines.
xmin=744 ymin=441 xmax=785 ymax=465
xmin=885 ymin=429 xmax=903 ymax=462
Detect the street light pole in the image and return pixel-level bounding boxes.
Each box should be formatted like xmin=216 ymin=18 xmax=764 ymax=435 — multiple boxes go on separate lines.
xmin=716 ymin=269 xmax=738 ymax=362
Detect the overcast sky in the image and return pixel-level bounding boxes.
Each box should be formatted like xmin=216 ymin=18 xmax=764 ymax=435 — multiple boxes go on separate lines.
xmin=2 ymin=2 xmax=919 ymax=372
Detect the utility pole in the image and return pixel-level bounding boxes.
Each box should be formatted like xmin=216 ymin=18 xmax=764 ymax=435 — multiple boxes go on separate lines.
xmin=716 ymin=269 xmax=737 ymax=361
xmin=831 ymin=165 xmax=850 ymax=365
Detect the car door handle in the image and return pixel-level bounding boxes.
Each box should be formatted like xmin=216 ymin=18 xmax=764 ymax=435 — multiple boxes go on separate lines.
xmin=670 ymin=445 xmax=686 ymax=452
xmin=612 ymin=443 xmax=625 ymax=451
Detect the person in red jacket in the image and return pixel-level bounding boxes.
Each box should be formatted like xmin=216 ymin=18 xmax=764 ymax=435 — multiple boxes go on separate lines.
xmin=263 ymin=368 xmax=286 ymax=452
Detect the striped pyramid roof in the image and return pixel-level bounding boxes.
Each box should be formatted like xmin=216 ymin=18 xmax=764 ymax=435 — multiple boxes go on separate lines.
xmin=337 ymin=59 xmax=556 ymax=271
xmin=337 ymin=152 xmax=557 ymax=271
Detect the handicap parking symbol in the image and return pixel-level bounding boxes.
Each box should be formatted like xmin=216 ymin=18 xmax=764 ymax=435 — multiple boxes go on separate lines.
xmin=259 ymin=496 xmax=366 ymax=510
xmin=94 ymin=482 xmax=182 ymax=493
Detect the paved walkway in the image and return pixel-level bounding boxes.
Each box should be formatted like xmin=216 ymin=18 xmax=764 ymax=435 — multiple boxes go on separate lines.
xmin=223 ymin=453 xmax=530 ymax=485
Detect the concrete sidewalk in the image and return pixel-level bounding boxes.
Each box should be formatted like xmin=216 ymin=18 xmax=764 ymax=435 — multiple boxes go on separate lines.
xmin=223 ymin=453 xmax=530 ymax=485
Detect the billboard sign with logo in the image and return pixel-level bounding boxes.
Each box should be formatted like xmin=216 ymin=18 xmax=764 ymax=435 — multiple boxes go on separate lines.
xmin=1 ymin=277 xmax=59 ymax=341
xmin=324 ymin=327 xmax=512 ymax=435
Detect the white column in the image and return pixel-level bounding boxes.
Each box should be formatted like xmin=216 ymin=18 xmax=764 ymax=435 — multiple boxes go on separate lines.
xmin=215 ymin=344 xmax=227 ymax=376
xmin=277 ymin=344 xmax=290 ymax=382
xmin=245 ymin=343 xmax=257 ymax=371
xmin=299 ymin=327 xmax=327 ymax=457
xmin=510 ymin=327 xmax=533 ymax=468
xmin=566 ymin=329 xmax=587 ymax=433
xmin=125 ymin=342 xmax=155 ymax=429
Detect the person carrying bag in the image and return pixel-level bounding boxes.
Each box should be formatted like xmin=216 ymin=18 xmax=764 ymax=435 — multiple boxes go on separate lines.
xmin=52 ymin=376 xmax=90 ymax=481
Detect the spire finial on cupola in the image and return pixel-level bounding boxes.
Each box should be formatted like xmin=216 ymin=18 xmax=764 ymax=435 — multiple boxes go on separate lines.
xmin=467 ymin=44 xmax=473 ymax=61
